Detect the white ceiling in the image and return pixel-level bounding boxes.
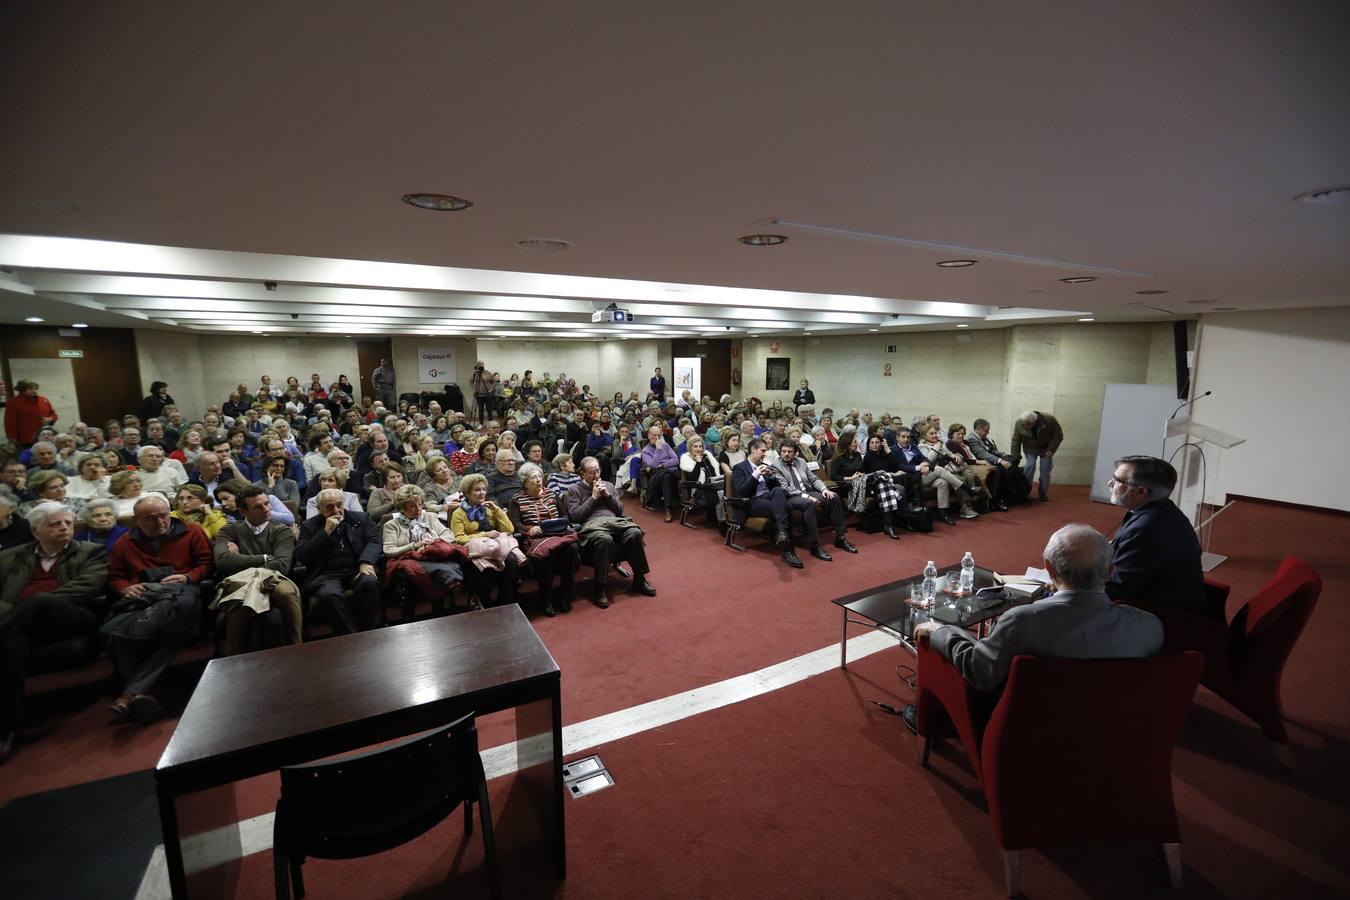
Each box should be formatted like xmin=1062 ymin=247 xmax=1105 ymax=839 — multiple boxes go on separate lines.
xmin=1 ymin=2 xmax=1347 ymax=338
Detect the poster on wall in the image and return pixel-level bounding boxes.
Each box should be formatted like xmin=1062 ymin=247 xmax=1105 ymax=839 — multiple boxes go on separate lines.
xmin=417 ymin=345 xmax=457 ymax=384
xmin=674 ymin=366 xmax=694 ymax=390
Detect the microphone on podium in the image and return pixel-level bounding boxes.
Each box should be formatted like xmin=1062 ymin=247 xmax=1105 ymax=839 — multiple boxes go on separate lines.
xmin=1170 ymin=390 xmax=1212 ymax=420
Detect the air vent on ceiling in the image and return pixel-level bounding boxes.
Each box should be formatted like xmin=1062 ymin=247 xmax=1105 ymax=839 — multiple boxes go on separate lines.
xmin=515 ymin=238 xmax=572 ymax=251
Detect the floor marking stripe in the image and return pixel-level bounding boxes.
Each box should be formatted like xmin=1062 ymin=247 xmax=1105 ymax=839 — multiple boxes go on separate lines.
xmin=133 ymin=629 xmax=897 ymax=897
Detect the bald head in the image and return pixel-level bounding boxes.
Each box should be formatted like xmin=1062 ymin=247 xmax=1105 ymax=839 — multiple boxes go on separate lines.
xmin=1042 ymin=524 xmax=1112 ymax=592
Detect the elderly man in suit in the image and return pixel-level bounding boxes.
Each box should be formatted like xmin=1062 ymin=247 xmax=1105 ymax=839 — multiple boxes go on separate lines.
xmin=0 ymin=502 xmax=108 ymax=762
xmin=1105 ymin=456 xmax=1208 ymax=618
xmin=910 ymin=524 xmax=1162 ymax=711
xmin=731 ymin=439 xmax=803 ymax=569
xmin=565 ymin=457 xmax=656 ymax=608
xmin=772 ymin=439 xmax=856 ymax=559
xmin=295 ymin=488 xmax=382 ymax=633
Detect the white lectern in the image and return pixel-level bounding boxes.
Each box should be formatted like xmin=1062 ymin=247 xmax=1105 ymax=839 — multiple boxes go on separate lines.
xmin=1165 ymin=416 xmax=1246 ymax=571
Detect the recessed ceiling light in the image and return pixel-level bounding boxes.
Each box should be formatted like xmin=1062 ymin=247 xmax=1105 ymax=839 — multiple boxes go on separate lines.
xmin=868 ymin=328 xmax=879 ymax=332
xmin=24 ymin=316 xmax=43 ymax=322
xmin=956 ymin=323 xmax=970 ymax=328
xmin=71 ymin=322 xmax=88 ymax=328
xmin=935 ymin=259 xmax=977 ymax=268
xmin=1058 ymin=276 xmax=1096 ymax=284
xmin=1295 ymin=186 xmax=1350 ymax=205
xmin=1136 ymin=289 xmax=1170 ymax=295
xmin=738 ymin=234 xmax=787 ymax=246
xmin=749 ymin=333 xmax=759 ymax=337
xmin=401 ymin=193 xmax=473 ymax=211
xmin=515 ymin=238 xmax=571 ymax=251
xmin=1078 ymin=317 xmax=1095 ymax=322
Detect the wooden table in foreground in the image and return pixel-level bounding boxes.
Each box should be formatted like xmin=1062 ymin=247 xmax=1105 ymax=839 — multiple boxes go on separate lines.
xmin=155 ymin=604 xmax=564 ymax=899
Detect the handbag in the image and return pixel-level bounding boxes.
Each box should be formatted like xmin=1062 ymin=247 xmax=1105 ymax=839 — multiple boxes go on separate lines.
xmin=100 ymin=583 xmax=202 ymax=641
xmin=539 ymin=517 xmax=569 ymax=536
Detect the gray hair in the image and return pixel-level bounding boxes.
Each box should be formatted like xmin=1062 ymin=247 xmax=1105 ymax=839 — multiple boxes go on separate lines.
xmin=1114 ymin=455 xmax=1178 ymax=501
xmin=83 ymin=498 xmax=117 ymax=518
xmin=0 ymin=493 xmax=17 ymax=513
xmin=133 ymin=494 xmax=170 ymax=514
xmin=1043 ymin=524 xmax=1111 ymax=591
xmin=137 ymin=444 xmax=164 ymax=459
xmin=393 ymin=483 xmax=425 ymax=506
xmin=316 ymin=488 xmax=345 ymax=506
xmin=1019 ymin=410 xmax=1039 ymax=424
xmin=519 ymin=462 xmax=544 ymax=483
xmin=31 ymin=440 xmax=56 ymax=454
xmin=26 ymin=500 xmax=73 ymax=529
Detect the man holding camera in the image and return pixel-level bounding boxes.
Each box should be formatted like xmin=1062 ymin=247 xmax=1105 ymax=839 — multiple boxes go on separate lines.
xmin=470 ymin=360 xmax=495 ymax=425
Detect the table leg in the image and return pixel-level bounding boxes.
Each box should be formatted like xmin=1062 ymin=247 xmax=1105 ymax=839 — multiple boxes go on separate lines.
xmin=840 ymin=609 xmax=847 ymax=670
xmin=157 ymin=780 xmax=189 ymax=900
xmin=514 ymin=685 xmax=566 ymax=879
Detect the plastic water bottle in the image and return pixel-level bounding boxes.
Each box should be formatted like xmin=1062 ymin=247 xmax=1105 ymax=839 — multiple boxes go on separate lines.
xmin=959 ymin=551 xmax=975 ymax=596
xmin=922 ymin=560 xmax=939 ymax=609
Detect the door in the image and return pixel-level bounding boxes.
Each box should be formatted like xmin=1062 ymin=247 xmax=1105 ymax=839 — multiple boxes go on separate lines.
xmin=355 ymin=339 xmax=393 ymax=403
xmin=670 ymin=339 xmax=731 ymax=400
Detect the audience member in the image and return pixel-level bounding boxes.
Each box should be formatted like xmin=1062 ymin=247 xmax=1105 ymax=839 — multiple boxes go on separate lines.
xmin=449 ymin=472 xmax=520 ymax=608
xmin=508 ymin=463 xmax=579 ymax=616
xmin=1011 ymin=409 xmax=1063 ymax=502
xmin=295 ymin=488 xmax=382 ymax=634
xmin=104 ymin=495 xmax=213 ymax=724
xmin=731 ymin=439 xmax=804 ymax=569
xmin=67 ymin=454 xmax=111 ymax=503
xmin=565 ymin=458 xmax=656 ymax=606
xmin=171 ymin=484 xmax=228 ymax=539
xmin=0 ymin=494 xmax=32 ymax=550
xmin=138 ymin=445 xmax=189 ymax=497
xmin=641 ymin=425 xmax=681 ymax=522
xmin=75 ymin=499 xmax=128 ymax=552
xmin=775 ymin=439 xmax=855 ymax=555
xmin=4 ymin=380 xmax=58 ymax=447
xmin=211 ymin=485 xmax=302 ymax=653
xmin=304 ymin=469 xmax=362 ymax=520
xmin=0 ymin=502 xmax=108 ymax=761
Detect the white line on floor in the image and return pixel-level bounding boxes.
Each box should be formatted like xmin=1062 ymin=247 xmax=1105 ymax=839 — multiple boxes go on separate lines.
xmin=133 ymin=628 xmax=897 ymax=899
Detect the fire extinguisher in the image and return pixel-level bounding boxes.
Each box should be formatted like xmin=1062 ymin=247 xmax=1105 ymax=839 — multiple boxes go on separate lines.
xmin=730 ymin=367 xmax=741 ymax=386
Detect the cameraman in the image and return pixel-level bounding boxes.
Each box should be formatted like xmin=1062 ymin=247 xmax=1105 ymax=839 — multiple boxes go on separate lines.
xmin=470 ymin=360 xmax=495 ymax=425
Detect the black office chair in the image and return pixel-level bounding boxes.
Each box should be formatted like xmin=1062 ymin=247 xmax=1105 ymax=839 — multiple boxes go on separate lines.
xmin=272 ymin=712 xmax=501 ymax=899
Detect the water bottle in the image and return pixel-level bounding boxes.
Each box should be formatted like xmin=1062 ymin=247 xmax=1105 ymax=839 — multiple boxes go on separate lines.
xmin=959 ymin=551 xmax=975 ymax=596
xmin=922 ymin=560 xmax=938 ymax=609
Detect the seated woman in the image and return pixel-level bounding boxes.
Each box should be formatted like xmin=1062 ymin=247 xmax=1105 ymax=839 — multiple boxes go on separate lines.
xmin=448 ymin=431 xmax=479 ymax=474
xmin=679 ymin=434 xmax=722 ymax=525
xmin=254 ymin=453 xmax=301 ymax=511
xmin=74 ymin=498 xmax=128 ymax=551
xmin=547 ymin=454 xmax=580 ymax=495
xmin=946 ymin=423 xmax=1006 ymax=511
xmin=498 ymin=430 xmax=525 ymax=463
xmin=66 ymin=454 xmax=111 ymax=504
xmin=468 ymin=437 xmax=498 ymax=476
xmin=430 ymin=415 xmax=452 ymax=445
xmin=0 ymin=494 xmax=31 ymax=551
xmin=610 ymin=424 xmax=641 ymax=493
xmin=915 ymin=424 xmax=979 ymax=524
xmin=641 ymin=425 xmax=681 ymax=522
xmin=366 ymin=462 xmax=408 ymax=524
xmin=417 ymin=456 xmax=460 ymax=516
xmin=304 ymin=468 xmax=362 ymax=519
xmin=586 ymin=422 xmax=613 ymax=456
xmin=449 ymin=473 xmax=520 ymax=609
xmin=172 ymin=483 xmax=228 ymax=538
xmin=820 ymin=415 xmax=838 ymax=446
xmin=859 ymin=433 xmax=905 ymax=539
xmin=382 ymin=483 xmax=457 ymax=564
xmin=103 ymin=470 xmax=154 ymax=520
xmin=717 ymin=430 xmax=746 ymax=476
xmin=507 ymin=462 xmax=578 ymax=617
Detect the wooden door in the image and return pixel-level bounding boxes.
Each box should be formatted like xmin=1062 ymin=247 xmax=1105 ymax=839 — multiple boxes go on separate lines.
xmin=355 ymin=339 xmax=393 ymax=403
xmin=671 ymin=338 xmax=732 ymax=400
xmin=0 ymin=326 xmax=143 ymax=430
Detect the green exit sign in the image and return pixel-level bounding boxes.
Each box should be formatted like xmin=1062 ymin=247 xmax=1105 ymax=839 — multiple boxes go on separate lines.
xmin=58 ymin=349 xmax=84 ymax=358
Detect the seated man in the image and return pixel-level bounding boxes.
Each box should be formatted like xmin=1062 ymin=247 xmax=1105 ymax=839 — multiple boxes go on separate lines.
xmin=25 ymin=441 xmax=61 ymax=475
xmin=295 ymin=488 xmax=382 ymax=634
xmin=486 ymin=448 xmax=523 ymax=506
xmin=772 ymin=438 xmax=856 ymax=559
xmin=0 ymin=502 xmax=108 ymax=761
xmin=136 ymin=445 xmax=189 ymax=498
xmin=965 ymin=418 xmax=1028 ymax=505
xmin=302 ymin=431 xmax=335 ymax=483
xmin=565 ymin=457 xmax=656 ymax=608
xmin=906 ymin=524 xmax=1163 ymax=728
xmin=105 ymin=495 xmax=214 ymax=724
xmin=212 ymin=485 xmax=302 ymax=653
xmin=188 ymin=452 xmax=227 ymax=503
xmin=0 ymin=461 xmax=36 ymax=507
xmin=730 ymin=439 xmax=804 ymax=569
xmin=1106 ymin=455 xmax=1208 ymax=617
xmin=117 ymin=426 xmax=144 ymax=467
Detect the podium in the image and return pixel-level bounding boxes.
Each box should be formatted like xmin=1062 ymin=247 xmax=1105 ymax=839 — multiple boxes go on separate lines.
xmin=1164 ymin=416 xmax=1246 ymax=571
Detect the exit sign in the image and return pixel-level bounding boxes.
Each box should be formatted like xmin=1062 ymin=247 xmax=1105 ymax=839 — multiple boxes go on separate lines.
xmin=58 ymin=349 xmax=84 ymax=358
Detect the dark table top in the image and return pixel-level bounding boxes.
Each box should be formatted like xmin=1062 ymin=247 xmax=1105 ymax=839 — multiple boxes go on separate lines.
xmin=833 ymin=563 xmax=1041 ymax=641
xmin=157 ymin=604 xmax=558 ymax=786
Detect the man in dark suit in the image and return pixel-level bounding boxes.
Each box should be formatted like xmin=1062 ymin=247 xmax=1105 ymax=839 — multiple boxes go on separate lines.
xmin=1105 ymin=455 xmax=1208 ymax=617
xmin=295 ymin=488 xmax=382 ymax=633
xmin=731 ymin=439 xmax=804 ymax=569
xmin=565 ymin=457 xmax=656 ymax=608
xmin=913 ymin=523 xmax=1164 ymax=693
xmin=771 ymin=439 xmax=856 ymax=559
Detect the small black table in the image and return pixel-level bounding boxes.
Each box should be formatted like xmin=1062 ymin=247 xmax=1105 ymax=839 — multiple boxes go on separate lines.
xmin=155 ymin=604 xmax=563 ymax=899
xmin=833 ymin=564 xmax=1042 ymax=667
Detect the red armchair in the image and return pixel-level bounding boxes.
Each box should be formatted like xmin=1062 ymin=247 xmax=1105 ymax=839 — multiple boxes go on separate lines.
xmin=917 ymin=641 xmax=1203 ymax=896
xmin=1130 ymin=556 xmax=1322 ymax=768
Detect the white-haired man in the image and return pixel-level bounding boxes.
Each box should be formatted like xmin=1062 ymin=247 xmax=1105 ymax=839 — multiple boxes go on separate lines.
xmin=137 ymin=445 xmax=189 ymax=497
xmin=295 ymin=488 xmax=381 ymax=633
xmin=1010 ymin=410 xmax=1063 ymax=502
xmin=0 ymin=502 xmax=108 ymax=761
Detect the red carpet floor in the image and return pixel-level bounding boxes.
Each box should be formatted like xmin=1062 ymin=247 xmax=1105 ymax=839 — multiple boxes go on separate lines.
xmin=4 ymin=488 xmax=1349 ymax=898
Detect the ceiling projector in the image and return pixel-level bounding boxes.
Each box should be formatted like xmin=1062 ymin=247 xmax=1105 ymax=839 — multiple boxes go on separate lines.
xmin=592 ymin=303 xmax=636 ymax=324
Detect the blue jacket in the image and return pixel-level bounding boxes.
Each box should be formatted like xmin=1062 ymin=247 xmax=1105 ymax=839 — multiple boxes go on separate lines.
xmin=1105 ymin=499 xmax=1207 ymax=617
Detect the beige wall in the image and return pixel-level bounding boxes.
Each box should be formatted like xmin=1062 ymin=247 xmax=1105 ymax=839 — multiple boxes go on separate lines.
xmin=135 ymin=330 xmax=207 ymax=422
xmin=390 ymin=337 xmax=476 ymax=392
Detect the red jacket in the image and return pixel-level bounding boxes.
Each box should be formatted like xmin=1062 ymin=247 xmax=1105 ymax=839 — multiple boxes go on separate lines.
xmin=4 ymin=393 xmax=57 ymax=445
xmin=108 ymin=520 xmax=214 ymax=594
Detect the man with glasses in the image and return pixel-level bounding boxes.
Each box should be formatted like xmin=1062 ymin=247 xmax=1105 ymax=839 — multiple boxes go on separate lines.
xmin=1104 ymin=455 xmax=1207 ymax=617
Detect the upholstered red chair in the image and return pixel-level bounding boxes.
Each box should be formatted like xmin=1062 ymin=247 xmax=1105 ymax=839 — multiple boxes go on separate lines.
xmin=1131 ymin=556 xmax=1322 ymax=767
xmin=917 ymin=642 xmax=1203 ymax=896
